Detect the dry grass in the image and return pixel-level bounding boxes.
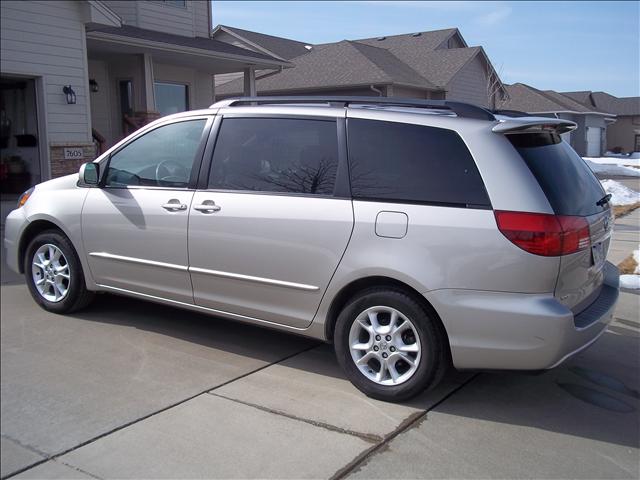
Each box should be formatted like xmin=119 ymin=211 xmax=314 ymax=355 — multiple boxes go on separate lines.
xmin=613 ymin=202 xmax=640 ymax=219
xmin=618 ymin=253 xmax=639 ymax=275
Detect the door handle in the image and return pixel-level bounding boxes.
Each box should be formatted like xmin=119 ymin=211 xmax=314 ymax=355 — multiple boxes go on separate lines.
xmin=193 ymin=200 xmax=221 ymax=213
xmin=162 ymin=200 xmax=188 ymax=212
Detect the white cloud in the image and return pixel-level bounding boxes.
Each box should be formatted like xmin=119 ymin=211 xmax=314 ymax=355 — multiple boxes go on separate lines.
xmin=475 ymin=7 xmax=512 ymax=26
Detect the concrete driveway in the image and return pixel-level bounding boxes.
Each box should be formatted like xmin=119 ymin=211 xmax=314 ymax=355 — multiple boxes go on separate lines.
xmin=1 ymin=281 xmax=638 ymax=479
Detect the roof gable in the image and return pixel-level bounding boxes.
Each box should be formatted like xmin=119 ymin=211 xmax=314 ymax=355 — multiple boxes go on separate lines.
xmin=216 ymin=40 xmax=436 ymax=95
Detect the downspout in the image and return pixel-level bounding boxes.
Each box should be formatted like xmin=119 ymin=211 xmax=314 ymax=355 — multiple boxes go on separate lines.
xmin=370 ymin=85 xmax=383 ymax=97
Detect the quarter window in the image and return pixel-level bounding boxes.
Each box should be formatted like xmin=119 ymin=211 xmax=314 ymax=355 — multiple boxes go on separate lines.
xmin=105 ymin=119 xmax=207 ymax=188
xmin=347 ymin=119 xmax=490 ymax=207
xmin=208 ymin=118 xmax=339 ymax=195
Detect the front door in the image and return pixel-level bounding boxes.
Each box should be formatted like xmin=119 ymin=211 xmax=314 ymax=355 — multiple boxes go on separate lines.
xmin=188 ymin=116 xmax=353 ymax=328
xmin=83 ymin=117 xmax=211 ymax=303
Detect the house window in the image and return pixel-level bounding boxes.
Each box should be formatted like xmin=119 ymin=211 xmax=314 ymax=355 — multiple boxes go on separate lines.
xmin=154 ymin=82 xmax=189 ymax=116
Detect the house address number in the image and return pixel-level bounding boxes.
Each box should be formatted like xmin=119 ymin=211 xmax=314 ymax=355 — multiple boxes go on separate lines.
xmin=63 ymin=147 xmax=84 ymax=160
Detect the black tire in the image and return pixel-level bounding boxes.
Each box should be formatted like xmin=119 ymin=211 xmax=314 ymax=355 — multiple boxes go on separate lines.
xmin=334 ymin=287 xmax=448 ymax=402
xmin=24 ymin=230 xmax=94 ymax=314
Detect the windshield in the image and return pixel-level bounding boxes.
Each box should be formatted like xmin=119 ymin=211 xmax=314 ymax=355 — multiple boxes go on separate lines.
xmin=508 ymin=132 xmax=607 ymax=216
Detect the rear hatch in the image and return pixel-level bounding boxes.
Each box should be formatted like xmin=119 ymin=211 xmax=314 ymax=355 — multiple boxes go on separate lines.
xmin=507 ymin=131 xmax=613 ymax=313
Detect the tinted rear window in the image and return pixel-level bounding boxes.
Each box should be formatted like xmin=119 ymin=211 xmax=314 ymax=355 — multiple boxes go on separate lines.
xmin=347 ymin=119 xmax=490 ymax=207
xmin=508 ymin=133 xmax=606 ymax=216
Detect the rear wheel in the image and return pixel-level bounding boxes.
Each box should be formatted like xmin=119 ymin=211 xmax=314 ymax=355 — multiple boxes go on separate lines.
xmin=24 ymin=230 xmax=94 ymax=314
xmin=334 ymin=288 xmax=447 ymax=401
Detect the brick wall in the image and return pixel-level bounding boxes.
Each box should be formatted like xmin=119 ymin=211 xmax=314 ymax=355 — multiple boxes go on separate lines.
xmin=49 ymin=143 xmax=96 ymax=178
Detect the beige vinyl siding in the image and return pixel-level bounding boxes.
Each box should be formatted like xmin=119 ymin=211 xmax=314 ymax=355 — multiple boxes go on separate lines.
xmin=193 ymin=0 xmax=210 ymax=38
xmin=101 ymin=0 xmax=137 ymax=25
xmin=0 ymin=0 xmax=91 ymax=143
xmin=137 ymin=1 xmax=195 ymax=37
xmin=446 ymin=54 xmax=489 ymax=107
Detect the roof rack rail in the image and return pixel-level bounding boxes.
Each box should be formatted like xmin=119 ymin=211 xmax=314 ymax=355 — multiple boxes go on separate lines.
xmin=210 ymin=96 xmax=496 ymax=121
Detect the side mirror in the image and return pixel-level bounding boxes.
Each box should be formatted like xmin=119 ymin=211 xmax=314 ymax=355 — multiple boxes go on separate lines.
xmin=79 ymin=162 xmax=99 ymax=186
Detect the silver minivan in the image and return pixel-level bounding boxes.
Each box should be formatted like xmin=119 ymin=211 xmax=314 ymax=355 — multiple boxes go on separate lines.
xmin=4 ymin=97 xmax=619 ymax=401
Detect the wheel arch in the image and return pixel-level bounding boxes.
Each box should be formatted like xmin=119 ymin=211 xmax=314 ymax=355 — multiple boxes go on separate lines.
xmin=18 ymin=219 xmax=72 ymax=274
xmin=324 ymin=276 xmax=451 ymax=354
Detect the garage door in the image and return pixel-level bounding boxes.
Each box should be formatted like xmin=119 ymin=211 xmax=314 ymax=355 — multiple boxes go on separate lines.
xmin=586 ymin=127 xmax=602 ymax=157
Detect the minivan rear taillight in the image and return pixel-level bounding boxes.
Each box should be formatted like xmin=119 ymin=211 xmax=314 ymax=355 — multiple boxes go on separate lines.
xmin=494 ymin=211 xmax=590 ymax=256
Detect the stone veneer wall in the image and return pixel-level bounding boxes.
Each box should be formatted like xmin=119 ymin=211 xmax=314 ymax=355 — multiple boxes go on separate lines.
xmin=49 ymin=143 xmax=97 ymax=178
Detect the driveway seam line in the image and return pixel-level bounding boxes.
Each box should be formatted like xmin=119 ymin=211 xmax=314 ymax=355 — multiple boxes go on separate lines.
xmin=55 ymin=459 xmax=104 ymax=480
xmin=209 ymin=392 xmax=381 ymax=443
xmin=329 ymin=373 xmax=480 ymax=480
xmin=1 ymin=342 xmax=321 ymax=480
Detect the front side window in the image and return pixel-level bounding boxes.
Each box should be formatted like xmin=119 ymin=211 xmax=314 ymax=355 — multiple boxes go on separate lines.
xmin=105 ymin=119 xmax=207 ymax=188
xmin=347 ymin=119 xmax=490 ymax=207
xmin=154 ymin=82 xmax=189 ymax=116
xmin=208 ymin=118 xmax=339 ymax=195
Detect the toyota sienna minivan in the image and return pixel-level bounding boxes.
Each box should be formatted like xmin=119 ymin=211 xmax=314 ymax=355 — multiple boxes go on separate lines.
xmin=4 ymin=96 xmax=619 ymax=401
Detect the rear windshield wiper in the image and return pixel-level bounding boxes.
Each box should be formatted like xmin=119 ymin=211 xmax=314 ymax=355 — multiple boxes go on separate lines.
xmin=596 ymin=193 xmax=612 ymax=207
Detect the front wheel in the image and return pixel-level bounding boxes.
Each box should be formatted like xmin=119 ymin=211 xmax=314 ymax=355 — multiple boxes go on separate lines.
xmin=24 ymin=230 xmax=94 ymax=314
xmin=334 ymin=288 xmax=448 ymax=402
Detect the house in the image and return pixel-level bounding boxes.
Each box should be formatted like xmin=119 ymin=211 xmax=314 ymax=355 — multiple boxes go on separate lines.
xmin=562 ymin=91 xmax=640 ymax=153
xmin=500 ymin=83 xmax=614 ymax=157
xmin=212 ymin=27 xmax=507 ymax=109
xmin=0 ymin=0 xmax=288 ymax=195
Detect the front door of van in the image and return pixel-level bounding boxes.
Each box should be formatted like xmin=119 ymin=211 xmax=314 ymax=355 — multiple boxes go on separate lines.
xmin=188 ymin=116 xmax=353 ymax=328
xmin=83 ymin=117 xmax=211 ymax=303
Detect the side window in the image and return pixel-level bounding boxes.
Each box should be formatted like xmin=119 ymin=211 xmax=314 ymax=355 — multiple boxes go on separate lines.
xmin=105 ymin=119 xmax=207 ymax=188
xmin=347 ymin=119 xmax=490 ymax=207
xmin=208 ymin=118 xmax=338 ymax=195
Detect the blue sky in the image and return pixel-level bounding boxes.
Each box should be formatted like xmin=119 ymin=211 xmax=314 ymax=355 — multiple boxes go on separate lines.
xmin=212 ymin=1 xmax=640 ymax=97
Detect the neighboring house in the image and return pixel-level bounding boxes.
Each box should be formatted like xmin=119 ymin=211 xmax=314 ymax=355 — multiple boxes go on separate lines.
xmin=500 ymin=83 xmax=614 ymax=157
xmin=0 ymin=0 xmax=288 ymax=194
xmin=562 ymin=91 xmax=640 ymax=153
xmin=213 ymin=27 xmax=507 ymax=109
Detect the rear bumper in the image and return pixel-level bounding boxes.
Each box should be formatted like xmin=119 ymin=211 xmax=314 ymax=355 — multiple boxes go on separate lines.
xmin=425 ymin=262 xmax=619 ymax=370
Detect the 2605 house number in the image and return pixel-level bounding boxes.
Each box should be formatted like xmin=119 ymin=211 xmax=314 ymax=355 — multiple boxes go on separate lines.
xmin=63 ymin=147 xmax=84 ymax=160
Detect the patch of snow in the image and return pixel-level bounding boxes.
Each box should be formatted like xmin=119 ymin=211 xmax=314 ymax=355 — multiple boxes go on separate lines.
xmin=586 ymin=159 xmax=640 ymax=177
xmin=604 ymin=151 xmax=640 ymax=161
xmin=599 ymin=180 xmax=640 ymax=206
xmin=619 ymin=274 xmax=640 ymax=289
xmin=634 ymin=249 xmax=640 ymax=275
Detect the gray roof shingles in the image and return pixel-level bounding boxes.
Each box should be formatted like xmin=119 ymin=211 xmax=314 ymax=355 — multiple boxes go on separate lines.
xmin=562 ymin=90 xmax=640 ymax=116
xmin=215 ymin=28 xmax=483 ymax=96
xmin=217 ymin=25 xmax=311 ymax=60
xmin=502 ymin=83 xmax=608 ymax=114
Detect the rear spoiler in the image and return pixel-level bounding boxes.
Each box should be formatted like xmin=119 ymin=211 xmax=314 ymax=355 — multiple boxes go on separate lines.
xmin=492 ymin=117 xmax=577 ymax=135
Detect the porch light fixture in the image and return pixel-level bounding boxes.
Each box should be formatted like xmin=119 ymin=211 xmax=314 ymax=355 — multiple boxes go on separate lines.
xmin=89 ymin=79 xmax=99 ymax=93
xmin=62 ymin=85 xmax=76 ymax=104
